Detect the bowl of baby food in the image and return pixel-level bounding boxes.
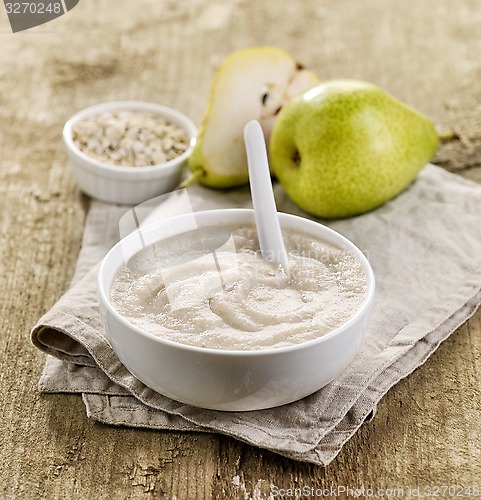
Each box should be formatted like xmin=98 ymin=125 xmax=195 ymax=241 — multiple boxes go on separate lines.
xmin=98 ymin=209 xmax=375 ymax=411
xmin=63 ymin=101 xmax=197 ymax=204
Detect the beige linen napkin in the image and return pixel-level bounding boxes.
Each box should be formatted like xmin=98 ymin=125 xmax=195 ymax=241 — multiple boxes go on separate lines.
xmin=31 ymin=165 xmax=481 ymax=466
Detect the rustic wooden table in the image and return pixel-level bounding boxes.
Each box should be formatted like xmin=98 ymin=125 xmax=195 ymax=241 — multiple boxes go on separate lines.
xmin=1 ymin=0 xmax=480 ymax=498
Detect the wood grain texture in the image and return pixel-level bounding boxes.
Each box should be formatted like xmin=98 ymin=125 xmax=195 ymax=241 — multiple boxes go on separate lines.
xmin=0 ymin=0 xmax=480 ymax=498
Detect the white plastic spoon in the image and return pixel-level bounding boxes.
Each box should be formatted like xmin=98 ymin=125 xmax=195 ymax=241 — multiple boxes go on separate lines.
xmin=244 ymin=120 xmax=289 ymax=275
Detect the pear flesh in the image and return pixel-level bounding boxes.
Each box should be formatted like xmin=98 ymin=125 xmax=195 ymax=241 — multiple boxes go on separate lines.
xmin=188 ymin=47 xmax=321 ymax=188
xmin=270 ymin=80 xmax=439 ymax=218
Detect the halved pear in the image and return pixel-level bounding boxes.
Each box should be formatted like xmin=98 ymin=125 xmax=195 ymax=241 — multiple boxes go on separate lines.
xmin=187 ymin=47 xmax=320 ymax=188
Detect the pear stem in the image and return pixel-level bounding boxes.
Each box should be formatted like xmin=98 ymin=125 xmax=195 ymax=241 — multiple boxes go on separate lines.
xmin=438 ymin=130 xmax=458 ymax=142
xmin=177 ymin=168 xmax=204 ymax=189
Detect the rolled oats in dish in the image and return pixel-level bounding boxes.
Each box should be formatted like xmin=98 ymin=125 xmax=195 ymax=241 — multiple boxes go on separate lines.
xmin=72 ymin=111 xmax=189 ymax=167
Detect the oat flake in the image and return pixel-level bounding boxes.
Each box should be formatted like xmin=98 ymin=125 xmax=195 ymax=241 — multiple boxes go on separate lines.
xmin=72 ymin=110 xmax=189 ymax=167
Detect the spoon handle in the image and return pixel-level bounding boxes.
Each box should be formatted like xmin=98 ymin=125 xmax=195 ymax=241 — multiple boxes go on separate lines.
xmin=244 ymin=120 xmax=289 ymax=274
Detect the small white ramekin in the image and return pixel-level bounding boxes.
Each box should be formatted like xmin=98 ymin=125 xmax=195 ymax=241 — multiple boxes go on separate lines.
xmin=98 ymin=209 xmax=375 ymax=411
xmin=63 ymin=101 xmax=197 ymax=205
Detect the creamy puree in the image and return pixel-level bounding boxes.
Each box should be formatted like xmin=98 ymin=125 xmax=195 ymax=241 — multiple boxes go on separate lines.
xmin=110 ymin=225 xmax=367 ymax=350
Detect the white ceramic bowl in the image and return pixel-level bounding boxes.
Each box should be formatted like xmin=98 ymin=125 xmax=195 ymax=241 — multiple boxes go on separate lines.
xmin=63 ymin=101 xmax=197 ymax=205
xmin=98 ymin=209 xmax=375 ymax=411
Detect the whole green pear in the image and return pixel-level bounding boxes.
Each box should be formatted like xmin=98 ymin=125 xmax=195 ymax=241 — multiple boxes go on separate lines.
xmin=270 ymin=80 xmax=439 ymax=218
